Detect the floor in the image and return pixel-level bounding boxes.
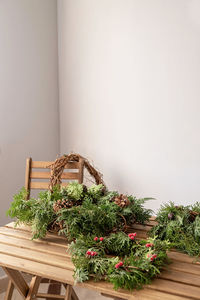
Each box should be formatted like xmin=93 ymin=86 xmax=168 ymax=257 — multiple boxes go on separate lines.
xmin=0 ymin=283 xmax=108 ymax=300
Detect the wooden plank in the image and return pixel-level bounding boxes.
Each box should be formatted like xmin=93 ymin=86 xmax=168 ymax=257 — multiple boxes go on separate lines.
xmin=147 ymin=278 xmax=200 ymax=299
xmin=159 ymin=269 xmax=200 ymax=287
xmin=26 ymin=276 xmax=41 ymax=300
xmin=30 ymin=171 xmax=79 ymax=180
xmin=4 ymin=281 xmax=14 ymax=300
xmin=32 ymin=161 xmax=80 ymax=169
xmin=168 ymin=261 xmax=200 ymax=276
xmin=1 ymin=252 xmax=196 ymax=300
xmin=0 ymin=226 xmax=68 ymax=246
xmin=0 ymin=243 xmax=74 ymax=270
xmin=30 ymin=182 xmax=50 ymax=189
xmin=168 ymin=251 xmax=200 ymax=264
xmin=130 ymin=289 xmax=190 ymax=300
xmin=0 ymin=253 xmax=74 ymax=285
xmin=131 ymin=223 xmax=152 ymax=232
xmin=3 ymin=267 xmax=29 ymax=298
xmin=30 ymin=181 xmax=72 ymax=189
xmin=0 ymin=233 xmax=68 ymax=257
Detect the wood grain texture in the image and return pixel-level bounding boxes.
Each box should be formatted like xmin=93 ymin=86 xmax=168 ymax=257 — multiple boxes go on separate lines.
xmin=31 ymin=161 xmax=80 ymax=169
xmin=1 ymin=221 xmax=200 ymax=300
xmin=30 ymin=171 xmax=79 ymax=180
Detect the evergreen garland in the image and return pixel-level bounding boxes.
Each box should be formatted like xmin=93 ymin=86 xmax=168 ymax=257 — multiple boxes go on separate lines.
xmin=7 ymin=182 xmax=170 ymax=290
xmin=69 ymin=233 xmax=170 ymax=290
xmin=149 ymin=202 xmax=200 ymax=257
xmin=7 ymin=183 xmax=152 ymax=240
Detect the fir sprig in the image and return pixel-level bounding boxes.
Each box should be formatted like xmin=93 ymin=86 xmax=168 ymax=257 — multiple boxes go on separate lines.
xmin=149 ymin=202 xmax=200 ymax=257
xmin=69 ymin=232 xmax=169 ymax=290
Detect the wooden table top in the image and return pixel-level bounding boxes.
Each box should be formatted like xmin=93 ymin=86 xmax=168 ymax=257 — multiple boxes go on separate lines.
xmin=0 ymin=221 xmax=200 ymax=300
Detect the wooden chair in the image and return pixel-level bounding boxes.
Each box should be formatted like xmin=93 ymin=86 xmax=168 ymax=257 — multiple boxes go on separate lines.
xmin=24 ymin=158 xmax=84 ymax=198
xmin=5 ymin=157 xmax=84 ymax=300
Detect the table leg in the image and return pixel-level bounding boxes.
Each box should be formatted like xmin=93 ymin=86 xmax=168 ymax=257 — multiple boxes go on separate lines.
xmin=3 ymin=267 xmax=29 ymax=298
xmin=4 ymin=280 xmax=14 ymax=300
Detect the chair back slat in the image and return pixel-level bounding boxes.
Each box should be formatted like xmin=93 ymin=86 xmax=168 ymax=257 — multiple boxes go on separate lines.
xmin=31 ymin=161 xmax=80 ymax=169
xmin=30 ymin=171 xmax=79 ymax=180
xmin=25 ymin=157 xmax=84 ymax=198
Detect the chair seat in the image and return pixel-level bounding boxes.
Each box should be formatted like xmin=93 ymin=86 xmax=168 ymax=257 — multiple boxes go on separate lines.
xmin=1 ymin=220 xmax=200 ymax=299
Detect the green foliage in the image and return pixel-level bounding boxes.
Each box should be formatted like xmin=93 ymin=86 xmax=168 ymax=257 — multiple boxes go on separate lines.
xmin=69 ymin=233 xmax=169 ymax=290
xmin=149 ymin=202 xmax=200 ymax=256
xmin=7 ymin=188 xmax=56 ymax=239
xmin=7 ymin=187 xmax=36 ymax=224
xmin=57 ymin=186 xmax=152 ymax=240
xmin=58 ymin=197 xmax=119 ymax=239
xmin=63 ymin=182 xmax=84 ymax=200
xmin=7 ymin=182 xmax=156 ymax=290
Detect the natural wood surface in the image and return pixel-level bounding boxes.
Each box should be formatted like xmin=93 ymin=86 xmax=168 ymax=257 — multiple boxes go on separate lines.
xmin=25 ymin=158 xmax=84 ymax=192
xmin=1 ymin=221 xmax=200 ymax=299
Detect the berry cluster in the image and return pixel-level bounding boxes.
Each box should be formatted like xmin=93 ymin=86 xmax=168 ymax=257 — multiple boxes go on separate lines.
xmin=145 ymin=243 xmax=154 ymax=248
xmin=86 ymin=250 xmax=98 ymax=257
xmin=128 ymin=232 xmax=137 ymax=240
xmin=115 ymin=261 xmax=124 ymax=269
xmin=94 ymin=236 xmax=104 ymax=242
xmin=147 ymin=253 xmax=157 ymax=261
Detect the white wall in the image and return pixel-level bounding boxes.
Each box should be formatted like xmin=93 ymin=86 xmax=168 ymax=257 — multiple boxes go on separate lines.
xmin=58 ymin=0 xmax=200 ymax=212
xmin=0 ymin=0 xmax=59 ymax=226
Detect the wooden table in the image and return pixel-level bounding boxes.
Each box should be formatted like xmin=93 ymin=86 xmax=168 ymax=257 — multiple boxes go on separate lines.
xmin=0 ymin=220 xmax=200 ymax=300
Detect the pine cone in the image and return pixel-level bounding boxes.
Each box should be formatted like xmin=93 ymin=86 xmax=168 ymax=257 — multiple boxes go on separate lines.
xmin=189 ymin=210 xmax=199 ymax=222
xmin=53 ymin=198 xmax=74 ymax=212
xmin=112 ymin=194 xmax=130 ymax=208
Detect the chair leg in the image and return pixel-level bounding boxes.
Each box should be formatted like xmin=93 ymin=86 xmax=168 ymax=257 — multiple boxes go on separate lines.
xmin=63 ymin=283 xmax=79 ymax=300
xmin=64 ymin=285 xmax=72 ymax=300
xmin=71 ymin=288 xmax=79 ymax=300
xmin=4 ymin=281 xmax=14 ymax=300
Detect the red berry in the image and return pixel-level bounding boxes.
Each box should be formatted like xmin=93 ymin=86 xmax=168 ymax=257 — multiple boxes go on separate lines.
xmin=128 ymin=233 xmax=137 ymax=239
xmin=94 ymin=237 xmax=98 ymax=241
xmin=90 ymin=251 xmax=98 ymax=256
xmin=115 ymin=261 xmax=123 ymax=268
xmin=99 ymin=237 xmax=104 ymax=241
xmin=86 ymin=250 xmax=91 ymax=255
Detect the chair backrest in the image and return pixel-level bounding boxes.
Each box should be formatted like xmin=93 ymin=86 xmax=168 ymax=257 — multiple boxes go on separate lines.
xmin=25 ymin=158 xmax=84 ymax=199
